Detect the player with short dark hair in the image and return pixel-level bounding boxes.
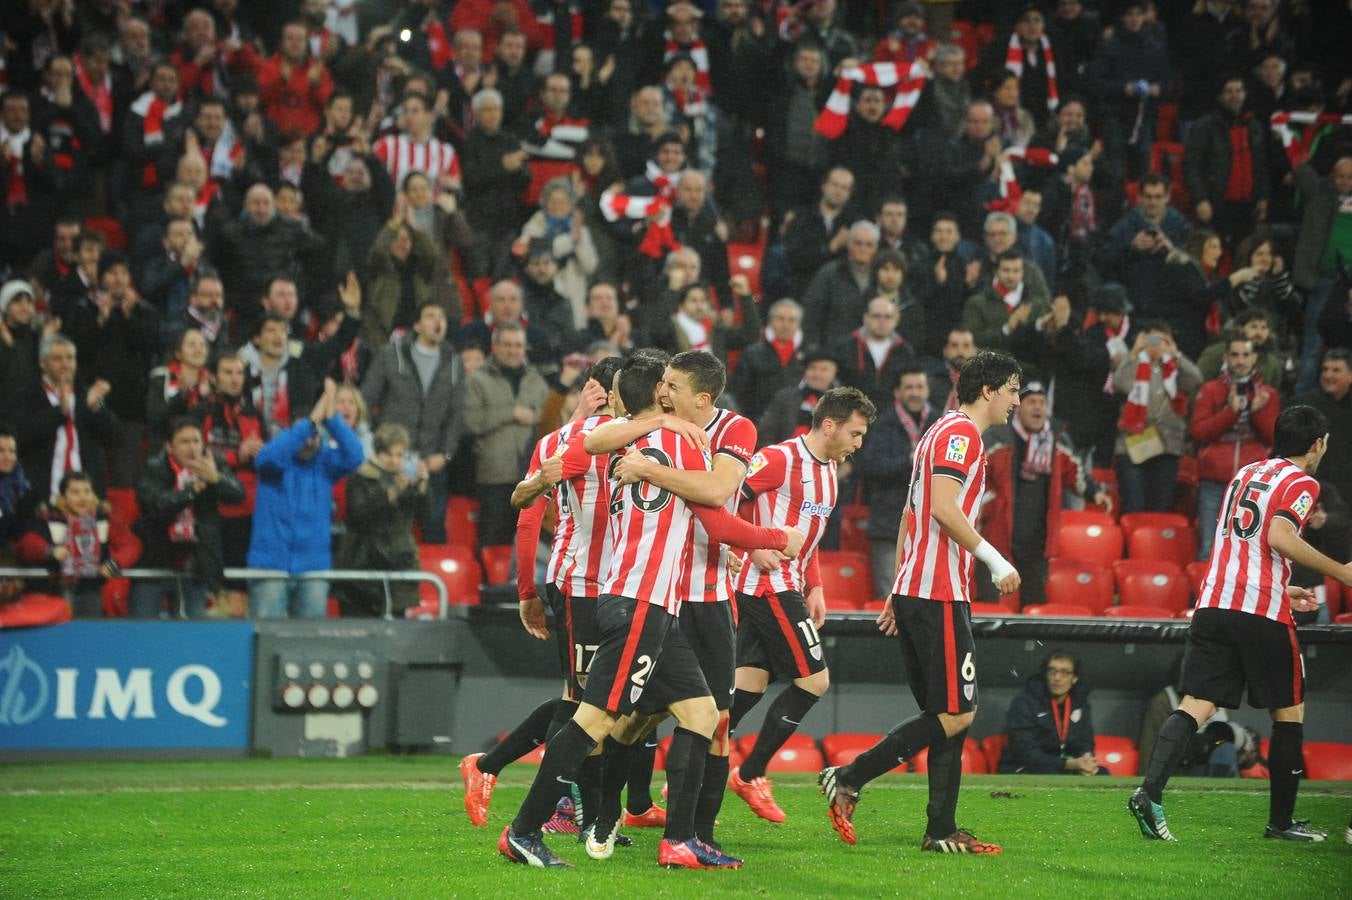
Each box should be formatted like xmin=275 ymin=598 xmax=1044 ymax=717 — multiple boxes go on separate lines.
xmin=498 ymin=352 xmax=804 ymax=870
xmin=1130 ymin=405 xmax=1352 ymax=843
xmin=820 ymin=350 xmax=1022 ymax=853
xmin=726 ymin=386 xmax=877 ymax=823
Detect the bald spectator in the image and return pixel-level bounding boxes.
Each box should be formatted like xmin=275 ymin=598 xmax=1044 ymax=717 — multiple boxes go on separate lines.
xmin=670 ymin=170 xmax=731 ymax=292
xmin=783 ymin=166 xmax=856 ymax=296
xmin=458 ymin=280 xmax=556 ymax=366
xmin=922 ymin=100 xmax=1002 ymax=237
xmin=616 ymin=86 xmax=673 ymax=180
xmin=832 ymin=296 xmax=918 ymax=412
xmin=803 ymin=220 xmax=880 ymax=349
xmin=213 ymin=183 xmax=325 ymax=328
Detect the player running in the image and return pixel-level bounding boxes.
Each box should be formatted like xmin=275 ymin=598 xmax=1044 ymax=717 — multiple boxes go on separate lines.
xmin=1130 ymin=405 xmax=1352 ymax=843
xmin=819 ymin=351 xmax=1022 ymax=853
xmin=498 ymin=352 xmax=804 ymax=869
xmin=587 ymin=350 xmax=759 ymax=849
xmin=460 ymin=357 xmax=623 ymax=831
xmin=724 ymin=387 xmax=877 ymax=824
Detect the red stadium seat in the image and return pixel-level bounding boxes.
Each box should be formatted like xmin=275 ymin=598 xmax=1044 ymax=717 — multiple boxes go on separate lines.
xmin=419 ymin=544 xmax=482 ymax=605
xmin=1117 ymin=569 xmax=1191 ymax=613
xmin=1024 ymin=603 xmax=1095 ymax=617
xmin=101 ymin=577 xmax=130 ymax=618
xmin=1044 ymin=564 xmax=1114 ymax=615
xmin=982 ymin=734 xmax=1008 ymax=772
xmin=1156 ymin=102 xmax=1179 ymax=142
xmin=818 ymin=551 xmax=872 ymax=609
xmin=1103 ymin=604 xmax=1176 ymax=619
xmin=1056 ymin=522 xmax=1124 ymax=567
xmin=1060 ymin=509 xmax=1115 ymax=528
xmin=480 ymin=545 xmax=512 ymax=585
xmin=1334 ymin=612 xmax=1352 ymax=625
xmin=1119 ymin=512 xmax=1190 ymax=539
xmin=1322 ymin=577 xmax=1347 ymax=618
xmin=1186 ymin=561 xmax=1210 ymax=598
xmin=1112 ymin=558 xmax=1182 ymax=586
xmin=861 ymin=600 xmax=887 ymax=613
xmin=912 ymin=739 xmax=987 ymax=774
xmin=444 ymin=496 xmax=480 ymax=549
xmin=736 ymin=732 xmax=815 ymax=757
xmin=726 ymin=239 xmax=765 ymax=296
xmin=1303 ymin=742 xmax=1352 ymax=781
xmin=765 ymin=746 xmax=825 ymax=772
xmin=1127 ymin=524 xmax=1197 ymax=568
xmin=839 ymin=503 xmax=871 ymax=557
xmin=821 ymin=733 xmax=887 ymax=768
xmin=82 ymin=215 xmax=128 ymax=250
xmin=1095 ymin=736 xmax=1140 ymax=775
xmin=969 ymin=602 xmax=1010 ymax=616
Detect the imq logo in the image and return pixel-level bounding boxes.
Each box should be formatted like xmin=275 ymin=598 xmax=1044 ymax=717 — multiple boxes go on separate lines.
xmin=0 ymin=644 xmax=228 ymax=728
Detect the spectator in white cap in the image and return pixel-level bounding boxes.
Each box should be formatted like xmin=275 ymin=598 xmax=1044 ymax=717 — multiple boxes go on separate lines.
xmin=0 ymin=280 xmax=48 ymax=392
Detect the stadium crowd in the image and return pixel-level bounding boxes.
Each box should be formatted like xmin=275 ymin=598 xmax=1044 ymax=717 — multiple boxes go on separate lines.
xmin=0 ymin=0 xmax=1349 ymax=621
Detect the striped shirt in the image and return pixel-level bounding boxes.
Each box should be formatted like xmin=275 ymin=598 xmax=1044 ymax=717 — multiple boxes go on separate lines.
xmin=522 ymin=416 xmax=610 ymax=594
xmin=554 ymin=416 xmax=614 ymax=598
xmin=679 ymin=409 xmax=757 ymax=604
xmin=1197 ymin=457 xmax=1319 ymax=625
xmin=734 ymin=437 xmax=838 ymax=596
xmin=893 ymin=410 xmax=986 ymax=603
xmin=373 ymin=132 xmax=461 ymax=191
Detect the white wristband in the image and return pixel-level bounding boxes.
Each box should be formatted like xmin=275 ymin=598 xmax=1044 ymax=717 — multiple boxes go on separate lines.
xmin=974 ymin=540 xmax=1017 ymax=584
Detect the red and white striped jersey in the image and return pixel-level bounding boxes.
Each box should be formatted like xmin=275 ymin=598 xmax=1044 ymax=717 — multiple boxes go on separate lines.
xmin=679 ymin=409 xmax=757 ymax=604
xmin=734 ymin=436 xmax=838 ymax=596
xmin=602 ymin=427 xmax=713 ymax=614
xmin=523 ymin=415 xmax=612 ymax=596
xmin=374 ymin=132 xmax=461 ymax=190
xmin=1196 ymin=458 xmax=1319 ymax=625
xmin=892 ymin=410 xmax=986 ymax=603
xmin=554 ymin=417 xmax=615 ymax=597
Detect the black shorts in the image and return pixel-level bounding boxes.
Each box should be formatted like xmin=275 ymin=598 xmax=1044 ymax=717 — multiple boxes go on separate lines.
xmin=894 ymin=595 xmax=978 ymax=716
xmin=582 ymin=594 xmax=710 ymax=717
xmin=546 ymin=584 xmax=602 ymax=702
xmin=679 ymin=601 xmax=736 ymax=711
xmin=735 ymin=590 xmax=828 ymax=680
xmin=1179 ymin=607 xmax=1305 ymax=710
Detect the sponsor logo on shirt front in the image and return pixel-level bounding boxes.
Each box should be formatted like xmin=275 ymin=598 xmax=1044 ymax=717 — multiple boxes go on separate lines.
xmin=800 ymin=500 xmax=834 ymax=517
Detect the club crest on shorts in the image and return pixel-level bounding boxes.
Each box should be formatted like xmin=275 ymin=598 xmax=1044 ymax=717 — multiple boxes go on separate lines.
xmin=946 ymin=434 xmax=970 ymax=463
xmin=964 ymin=684 xmax=975 ymax=701
xmin=630 ymin=685 xmax=642 ymax=705
xmin=1291 ymin=491 xmax=1313 ymax=520
xmin=810 ymin=644 xmax=823 ymax=660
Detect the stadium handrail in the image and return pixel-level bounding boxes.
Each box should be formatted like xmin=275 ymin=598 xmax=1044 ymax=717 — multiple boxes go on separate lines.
xmin=0 ymin=567 xmax=448 ymax=621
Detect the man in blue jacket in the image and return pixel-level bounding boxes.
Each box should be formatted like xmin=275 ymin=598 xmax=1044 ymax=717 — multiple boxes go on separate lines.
xmin=247 ymin=377 xmax=364 ymax=618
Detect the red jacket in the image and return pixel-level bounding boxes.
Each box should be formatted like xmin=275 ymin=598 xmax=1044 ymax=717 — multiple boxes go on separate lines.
xmin=1189 ymin=376 xmax=1280 ymax=483
xmin=981 ymin=424 xmax=1091 ymax=560
xmin=257 ymin=54 xmax=333 ymax=135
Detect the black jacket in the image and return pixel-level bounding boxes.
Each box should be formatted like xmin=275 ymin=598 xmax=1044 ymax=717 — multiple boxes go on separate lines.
xmin=134 ymin=448 xmax=244 ymax=589
xmin=999 ymin=676 xmax=1099 ymax=775
xmin=854 ymin=401 xmax=936 ymax=541
xmin=728 ymin=339 xmax=806 ymax=423
xmin=6 ymin=379 xmax=123 ymax=503
xmin=1183 ymin=110 xmax=1270 ymax=208
xmin=462 ymin=127 xmax=531 ymax=237
xmin=831 ymin=329 xmax=918 ymax=412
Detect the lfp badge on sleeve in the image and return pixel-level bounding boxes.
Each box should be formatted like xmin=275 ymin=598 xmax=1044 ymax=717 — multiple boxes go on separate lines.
xmin=0 ymin=621 xmax=254 ymax=750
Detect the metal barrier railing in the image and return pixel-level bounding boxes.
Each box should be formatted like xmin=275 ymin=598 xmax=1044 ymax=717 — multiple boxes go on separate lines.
xmin=0 ymin=567 xmax=448 ymax=620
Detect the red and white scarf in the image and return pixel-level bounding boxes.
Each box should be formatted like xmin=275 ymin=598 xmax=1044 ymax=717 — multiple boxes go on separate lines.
xmin=163 ymin=361 xmax=208 ymax=407
xmin=1011 ymin=418 xmax=1055 ymax=479
xmin=131 ymin=92 xmax=182 ymax=189
xmin=167 ymin=457 xmax=198 ymax=544
xmin=896 ymin=402 xmax=932 ymax=462
xmin=1005 ymin=32 xmax=1058 ymax=112
xmin=49 ymin=510 xmax=106 ymax=580
xmin=993 ymin=277 xmax=1024 ymax=309
xmin=1269 ymin=111 xmax=1352 ymax=168
xmin=814 ymin=62 xmax=926 ymax=140
xmin=74 ymin=53 xmax=114 ymax=133
xmin=194 ymin=179 xmax=219 ymax=228
xmin=2 ymin=126 xmax=29 ymax=208
xmin=1119 ymin=352 xmax=1188 ymax=434
xmin=988 ymin=146 xmax=1058 ymax=213
xmin=42 ymin=379 xmax=80 ymax=503
xmin=665 ymin=32 xmax=711 ymax=95
xmin=674 ymin=310 xmax=711 ymax=351
xmin=599 ymin=161 xmax=685 ymax=258
xmin=204 ymin=120 xmax=244 ymax=180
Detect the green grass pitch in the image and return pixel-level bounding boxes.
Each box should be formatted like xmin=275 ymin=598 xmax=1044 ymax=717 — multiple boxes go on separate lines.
xmin=2 ymin=757 xmax=1349 ymax=898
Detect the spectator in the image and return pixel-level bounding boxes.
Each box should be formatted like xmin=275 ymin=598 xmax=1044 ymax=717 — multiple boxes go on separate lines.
xmin=19 ymin=472 xmax=129 ymax=618
xmin=573 ymin=281 xmax=634 ymax=356
xmin=1190 ymin=336 xmax=1281 ymax=561
xmin=789 ymin=0 xmax=859 ymax=69
xmin=873 ymin=3 xmax=935 ymax=69
xmin=131 ymin=418 xmax=244 ymax=619
xmin=783 ymin=166 xmax=856 ymax=297
xmin=25 ymin=217 xmax=81 ymax=303
xmin=50 ymin=229 xmax=104 ymax=325
xmin=0 ymin=280 xmax=46 ymax=392
xmin=1087 ymin=1 xmax=1170 ymax=179
xmin=0 ymin=430 xmax=34 ymax=550
xmin=257 ymin=21 xmax=333 ymax=137
xmin=911 ymin=43 xmax=970 ymax=143
xmin=374 ymin=91 xmax=462 ymax=199
xmin=462 ymin=322 xmax=548 ymax=548
xmin=457 ymin=279 xmax=556 ymax=366
xmin=518 ymin=178 xmax=599 ymax=329
xmin=1294 ymin=349 xmax=1352 ymax=512
xmin=803 ymin=220 xmax=879 ymax=349
xmin=728 ymin=298 xmax=805 ymax=422
xmin=439 ymin=28 xmax=488 ymax=133
xmin=1 ymin=90 xmax=57 ymax=273
xmin=925 ymin=326 xmax=976 ymax=413
xmin=519 ymin=72 xmax=588 ymax=208
xmin=335 ymin=422 xmax=428 ymax=617
xmin=146 ymin=328 xmax=212 ymax=441
xmin=963 ymin=249 xmax=1050 ymax=355
xmin=854 ymin=366 xmax=936 ymax=597
xmin=669 ymin=170 xmax=730 ymax=295
xmin=829 ymin=85 xmax=908 ymax=211
xmin=977 ymin=5 xmax=1061 ymax=129
xmin=922 ymin=100 xmax=1001 ymax=237
xmin=247 ymin=378 xmax=363 ymax=619
xmin=1225 ymin=228 xmax=1300 ymax=349
xmin=400 ymin=171 xmax=469 ymax=320
xmin=363 ymin=196 xmax=451 ymax=349
xmin=1112 ymin=322 xmax=1203 ymax=514
xmin=213 ymin=183 xmax=325 ymax=327
xmin=1156 ymin=229 xmax=1248 ymax=362
xmin=1037 ymin=143 xmax=1100 ymax=278
xmin=651 ymin=280 xmax=760 ymax=360
xmin=872 ymin=249 xmax=924 ymax=349
xmin=1139 ymin=655 xmax=1265 ymax=778
xmin=170 ymin=8 xmax=260 ymax=103
xmin=974 ymin=210 xmax=1052 ymax=305
xmin=875 ymin=198 xmax=925 ymax=266
xmin=1184 ymin=75 xmax=1269 ymax=248
xmin=1079 ymin=285 xmax=1133 ymax=467
xmin=1197 ymin=308 xmax=1286 ymax=388
xmin=614 ymin=86 xmax=671 ymax=181
xmin=32 ymin=56 xmax=102 ymax=207
xmin=301 ymin=136 xmax=395 ymax=285
xmin=1291 ymin=158 xmax=1352 ymax=393
xmin=912 ymin=213 xmax=980 ymax=357
xmin=758 ymin=350 xmax=838 ymax=445
xmin=362 ymin=301 xmax=463 ymax=545
xmin=201 ymin=352 xmax=264 ymax=572
xmin=175 ymin=273 xmax=228 ymax=360
xmin=660 ymin=53 xmax=719 ymax=177
xmin=832 ymin=296 xmax=918 ymax=413
xmin=1000 ymin=651 xmax=1108 ymax=776
xmin=1013 ymin=187 xmax=1057 ymax=290
xmin=981 ymin=382 xmax=1107 ymax=606
xmin=990 ymin=72 xmax=1035 ymax=150
xmin=1098 ymin=174 xmax=1191 ymax=314
xmin=1175 ymin=0 xmax=1246 ymax=135
xmin=140 ymin=218 xmax=207 ymax=347
xmin=462 ymin=88 xmax=531 ymax=271
xmin=764 ymin=45 xmax=833 ymax=223
xmin=490 ymin=30 xmax=533 ymax=130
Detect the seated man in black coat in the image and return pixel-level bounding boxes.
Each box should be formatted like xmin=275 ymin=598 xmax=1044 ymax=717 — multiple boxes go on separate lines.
xmin=999 ymin=651 xmax=1108 ymax=776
